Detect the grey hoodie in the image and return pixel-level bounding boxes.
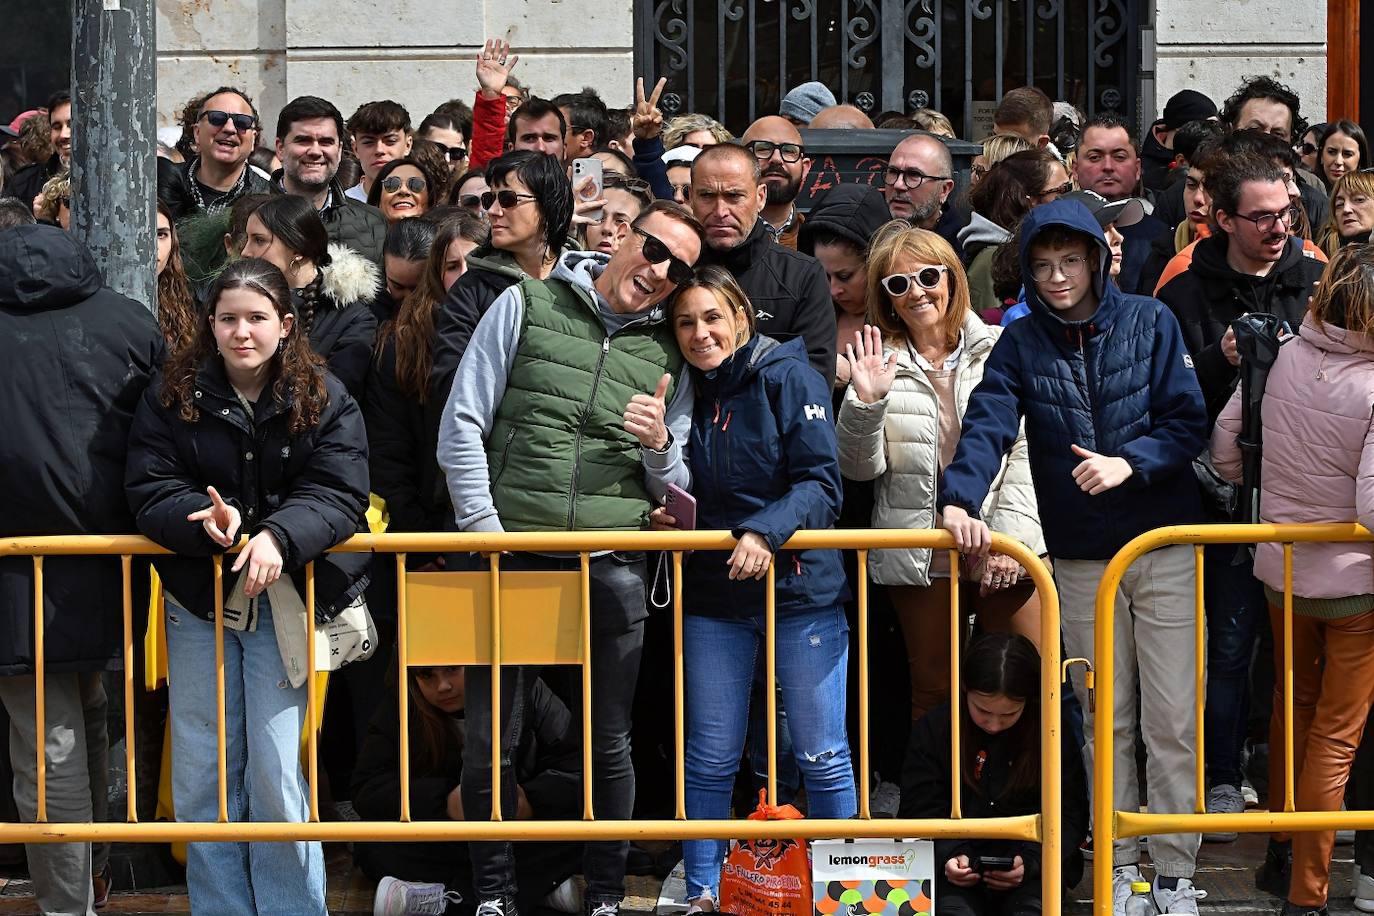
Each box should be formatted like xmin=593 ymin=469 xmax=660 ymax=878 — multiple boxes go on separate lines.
xmin=437 ymin=250 xmax=693 ymax=533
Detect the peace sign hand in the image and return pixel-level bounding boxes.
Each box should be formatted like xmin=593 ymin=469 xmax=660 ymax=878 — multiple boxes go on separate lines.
xmin=845 ymin=325 xmax=898 ymax=404
xmin=632 ymin=77 xmax=667 ymax=140
xmin=187 ymin=485 xmax=241 ymax=548
xmin=476 ymin=38 xmax=520 ymax=98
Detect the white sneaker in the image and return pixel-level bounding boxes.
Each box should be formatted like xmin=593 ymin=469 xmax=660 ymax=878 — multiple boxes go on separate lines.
xmin=1152 ymin=876 xmax=1207 ymax=915
xmin=1357 ymin=865 xmax=1374 ymax=913
xmin=1241 ymin=779 xmax=1260 ymax=807
xmin=373 ymin=876 xmax=463 ymax=916
xmin=1202 ymin=783 xmax=1243 ymax=842
xmin=544 ymin=878 xmax=582 ymax=915
xmin=1111 ymin=864 xmax=1143 ymax=916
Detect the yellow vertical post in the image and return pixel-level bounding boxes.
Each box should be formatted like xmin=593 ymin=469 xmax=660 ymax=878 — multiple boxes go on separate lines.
xmin=672 ymin=550 xmax=686 ymax=820
xmin=949 ymin=549 xmax=961 ymax=819
xmin=1031 ymin=545 xmax=1062 ymax=916
xmin=766 ymin=560 xmax=777 ymax=808
xmin=1194 ymin=545 xmax=1206 ymax=814
xmin=489 ymin=552 xmax=503 ymax=822
xmin=1092 ymin=562 xmax=1117 ymax=915
xmin=214 ymin=555 xmax=227 ymax=823
xmin=857 ymin=549 xmax=871 ymax=819
xmin=33 ymin=557 xmax=45 ymax=823
xmin=121 ymin=555 xmax=137 ymax=822
xmin=396 ymin=554 xmax=411 ymax=822
xmin=305 ymin=562 xmax=319 ymax=823
xmin=1283 ymin=543 xmax=1295 ymax=812
xmin=581 ymin=553 xmax=594 ymax=820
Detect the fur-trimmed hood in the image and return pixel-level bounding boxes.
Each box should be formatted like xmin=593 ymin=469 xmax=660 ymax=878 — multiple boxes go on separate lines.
xmin=320 ymin=243 xmax=381 ymax=307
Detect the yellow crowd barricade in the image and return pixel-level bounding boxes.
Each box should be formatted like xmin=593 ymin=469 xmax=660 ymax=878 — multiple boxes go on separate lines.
xmin=1 ymin=530 xmax=1063 ymax=911
xmin=1090 ymin=522 xmax=1374 ymax=915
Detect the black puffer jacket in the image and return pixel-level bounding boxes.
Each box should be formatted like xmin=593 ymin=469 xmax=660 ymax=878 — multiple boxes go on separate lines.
xmin=2 ymin=154 xmax=63 ymax=213
xmin=1155 ymin=232 xmax=1327 ymax=422
xmin=429 ymin=248 xmax=530 ymax=403
xmin=125 ymin=361 xmax=371 ymax=623
xmin=157 ymin=156 xmax=275 ymax=222
xmin=365 ymin=337 xmax=449 ymax=535
xmin=350 ymin=676 xmax=581 ymax=822
xmin=317 ymin=179 xmax=387 ymax=267
xmin=295 ymin=244 xmax=381 ymax=402
xmin=699 ymin=219 xmax=837 ymax=384
xmin=0 ymin=225 xmax=162 ymax=675
xmin=900 ymin=703 xmax=1088 ymax=889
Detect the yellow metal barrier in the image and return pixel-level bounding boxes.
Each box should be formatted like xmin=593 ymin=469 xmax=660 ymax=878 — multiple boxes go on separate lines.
xmin=1090 ymin=523 xmax=1374 ymax=915
xmin=1 ymin=530 xmax=1063 ymax=911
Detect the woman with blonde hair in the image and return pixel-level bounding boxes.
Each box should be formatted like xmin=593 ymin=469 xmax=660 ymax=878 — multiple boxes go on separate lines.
xmin=1212 ymin=243 xmax=1374 ymax=916
xmin=1318 ymin=170 xmax=1374 ymax=257
xmin=662 ymin=113 xmax=733 ymax=150
xmin=835 ymin=226 xmax=1044 ymax=723
xmin=969 ymin=134 xmax=1035 ymax=188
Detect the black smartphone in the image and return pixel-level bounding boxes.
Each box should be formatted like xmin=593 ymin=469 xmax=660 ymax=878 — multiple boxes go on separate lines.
xmin=974 ymin=855 xmax=1016 ymax=872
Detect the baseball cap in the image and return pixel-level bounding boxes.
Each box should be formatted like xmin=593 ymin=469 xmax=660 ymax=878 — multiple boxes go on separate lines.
xmin=1061 ymin=189 xmax=1145 ymax=229
xmin=0 ymin=109 xmax=42 ymax=139
xmin=1160 ymin=90 xmax=1217 ymax=130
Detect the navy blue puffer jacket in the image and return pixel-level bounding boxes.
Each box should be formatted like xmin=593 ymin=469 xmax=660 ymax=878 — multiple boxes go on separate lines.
xmin=938 ymin=200 xmax=1208 ymax=560
xmin=683 ymin=335 xmax=848 ymax=616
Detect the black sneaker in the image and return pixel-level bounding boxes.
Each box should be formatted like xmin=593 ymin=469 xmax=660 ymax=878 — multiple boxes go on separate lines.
xmin=1256 ymin=839 xmax=1292 ymax=898
xmin=1278 ymin=903 xmax=1328 ymax=916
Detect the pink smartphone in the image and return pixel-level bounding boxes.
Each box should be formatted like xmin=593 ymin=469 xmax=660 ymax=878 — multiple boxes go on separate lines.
xmin=664 ymin=484 xmax=697 ymax=530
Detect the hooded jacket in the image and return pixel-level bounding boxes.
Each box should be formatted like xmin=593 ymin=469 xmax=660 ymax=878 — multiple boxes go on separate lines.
xmin=125 ymin=362 xmax=371 ymax=623
xmin=274 ymin=176 xmax=389 ymax=268
xmin=698 ymin=219 xmax=837 ymax=384
xmin=295 ymin=243 xmax=381 ymax=402
xmin=3 ymin=154 xmax=63 ymax=213
xmin=1155 ymin=231 xmax=1326 ymax=422
xmin=0 ymin=225 xmax=162 ymax=675
xmin=1212 ymin=315 xmax=1374 ymax=605
xmin=430 ymin=247 xmax=533 ymax=405
xmin=836 ymin=312 xmax=1043 ymax=586
xmin=683 ymin=334 xmax=847 ymax=617
xmin=797 ymin=183 xmax=893 ymax=256
xmin=958 ymin=212 xmax=1015 ymax=319
xmin=1141 ymin=130 xmax=1176 ymax=194
xmin=937 ymin=199 xmax=1208 ymax=560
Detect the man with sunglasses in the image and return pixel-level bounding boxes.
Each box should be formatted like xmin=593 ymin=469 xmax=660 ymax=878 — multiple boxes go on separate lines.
xmin=741 ymin=116 xmax=811 ymax=250
xmin=156 ymin=87 xmax=273 ymax=221
xmin=437 ymin=200 xmax=704 ymax=916
xmin=690 ymin=143 xmax=836 ymax=382
xmin=270 ymin=95 xmax=387 ymax=267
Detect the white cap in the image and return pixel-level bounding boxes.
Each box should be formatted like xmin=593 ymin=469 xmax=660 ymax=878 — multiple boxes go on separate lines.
xmin=662 ymin=145 xmax=702 ymax=166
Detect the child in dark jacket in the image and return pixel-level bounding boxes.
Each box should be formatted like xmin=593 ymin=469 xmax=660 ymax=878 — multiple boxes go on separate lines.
xmin=901 ymin=632 xmax=1087 ymax=915
xmin=937 ymin=199 xmax=1210 ymax=914
xmin=352 ymin=666 xmax=583 ymax=915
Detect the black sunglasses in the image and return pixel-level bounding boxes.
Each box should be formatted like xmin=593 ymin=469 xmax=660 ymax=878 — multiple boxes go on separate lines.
xmin=633 ymin=227 xmax=693 ymax=284
xmin=459 ymin=193 xmax=483 ymax=209
xmin=433 ymin=142 xmax=469 ymax=162
xmin=382 ymin=175 xmax=427 ymax=194
xmin=746 ymin=139 xmax=804 ymax=163
xmin=199 ymin=110 xmax=257 ymax=133
xmin=1298 ymin=141 xmax=1318 ymax=156
xmin=481 ymin=189 xmax=538 ymax=210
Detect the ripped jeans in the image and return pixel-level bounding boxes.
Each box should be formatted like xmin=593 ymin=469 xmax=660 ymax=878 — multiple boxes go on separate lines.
xmin=682 ymin=606 xmax=856 ymax=901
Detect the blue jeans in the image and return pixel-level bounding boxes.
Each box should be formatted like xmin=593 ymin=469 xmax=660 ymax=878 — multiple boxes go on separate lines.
xmin=165 ymin=594 xmax=326 ymax=916
xmin=1204 ymin=544 xmax=1266 ymax=788
xmin=683 ymin=607 xmax=856 ymax=901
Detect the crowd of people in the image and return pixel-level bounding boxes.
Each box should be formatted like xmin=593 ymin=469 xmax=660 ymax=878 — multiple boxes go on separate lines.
xmin=1 ymin=38 xmax=1373 ymax=916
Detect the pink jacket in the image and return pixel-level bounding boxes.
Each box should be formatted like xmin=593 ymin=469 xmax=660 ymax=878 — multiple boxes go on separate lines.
xmin=1212 ymin=315 xmax=1374 ymax=599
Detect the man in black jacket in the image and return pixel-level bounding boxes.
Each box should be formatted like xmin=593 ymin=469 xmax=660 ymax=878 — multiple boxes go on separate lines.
xmin=273 ymin=96 xmax=388 ymax=266
xmin=1142 ymin=89 xmax=1217 ymax=193
xmin=156 ymin=87 xmax=273 ymax=221
xmin=1154 ymin=154 xmax=1326 ymax=840
xmin=0 ymin=218 xmax=162 ymax=915
xmin=2 ymin=91 xmax=71 ymax=213
xmin=690 ymin=143 xmax=836 ymax=382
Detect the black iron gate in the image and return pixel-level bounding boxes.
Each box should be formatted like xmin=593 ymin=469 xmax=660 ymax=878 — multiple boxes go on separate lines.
xmin=634 ymin=0 xmax=1147 ymax=139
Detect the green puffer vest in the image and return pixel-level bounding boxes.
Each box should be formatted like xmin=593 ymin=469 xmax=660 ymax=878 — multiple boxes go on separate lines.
xmin=487 ymin=277 xmax=682 ymax=531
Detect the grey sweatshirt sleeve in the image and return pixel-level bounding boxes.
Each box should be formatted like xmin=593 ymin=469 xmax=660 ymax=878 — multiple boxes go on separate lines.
xmin=641 ymin=371 xmax=694 ymax=502
xmin=436 ymin=285 xmax=523 ymax=532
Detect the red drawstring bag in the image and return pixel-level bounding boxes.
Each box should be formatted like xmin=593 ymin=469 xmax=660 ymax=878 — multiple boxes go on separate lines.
xmin=718 ymin=791 xmax=814 ymax=916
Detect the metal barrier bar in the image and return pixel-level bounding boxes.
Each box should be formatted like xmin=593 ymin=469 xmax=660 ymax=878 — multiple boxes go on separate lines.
xmin=672 ymin=549 xmax=686 ymax=820
xmin=765 ymin=562 xmax=777 ymax=808
xmin=1193 ymin=546 xmax=1205 ymax=814
xmin=580 ymin=552 xmax=593 ymax=820
xmin=121 ymin=554 xmax=137 ymax=822
xmin=0 ymin=528 xmax=1060 ymax=916
xmin=949 ymin=547 xmax=962 ymax=821
xmin=856 ymin=548 xmax=870 ymax=820
xmin=489 ymin=551 xmax=502 ymax=822
xmin=1090 ymin=523 xmax=1374 ymax=915
xmin=33 ymin=557 xmax=44 ymax=823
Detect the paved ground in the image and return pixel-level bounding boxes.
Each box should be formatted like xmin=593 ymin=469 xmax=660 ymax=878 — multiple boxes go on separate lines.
xmin=0 ymin=829 xmax=1363 ymax=914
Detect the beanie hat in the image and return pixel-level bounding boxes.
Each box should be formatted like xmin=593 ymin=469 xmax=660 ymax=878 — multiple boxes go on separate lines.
xmin=779 ymin=82 xmax=837 ymax=125
xmin=1161 ymin=89 xmax=1217 ymax=129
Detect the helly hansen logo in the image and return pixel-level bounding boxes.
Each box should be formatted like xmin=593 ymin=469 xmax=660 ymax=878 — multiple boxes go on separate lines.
xmin=804 ymin=404 xmax=827 ymax=421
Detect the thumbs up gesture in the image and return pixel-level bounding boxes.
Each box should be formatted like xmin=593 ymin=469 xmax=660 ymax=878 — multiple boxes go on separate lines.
xmin=187 ymin=485 xmax=242 ymax=548
xmin=1069 ymin=444 xmax=1133 ymax=495
xmin=623 ymin=372 xmax=672 ymax=451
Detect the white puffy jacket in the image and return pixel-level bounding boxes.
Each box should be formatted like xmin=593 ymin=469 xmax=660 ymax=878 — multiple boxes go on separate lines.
xmin=836 ymin=312 xmax=1045 ymax=586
